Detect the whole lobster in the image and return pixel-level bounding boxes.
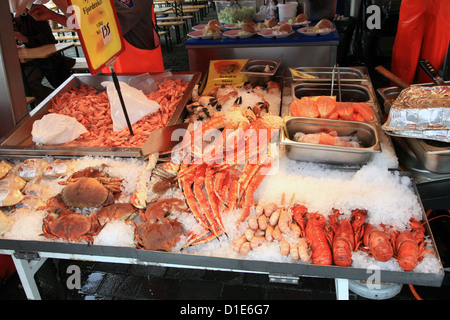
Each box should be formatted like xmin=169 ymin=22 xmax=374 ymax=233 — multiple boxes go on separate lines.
xmin=394 ymin=218 xmax=433 ymax=271
xmin=305 ymin=212 xmax=333 ymax=265
xmin=363 ymin=223 xmax=394 ymax=262
xmin=328 ymin=209 xmax=367 ymax=267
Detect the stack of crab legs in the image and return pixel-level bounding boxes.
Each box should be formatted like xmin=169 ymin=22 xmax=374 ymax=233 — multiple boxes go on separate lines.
xmin=131 ymin=109 xmax=282 ymax=249
xmin=233 ymin=192 xmax=434 ymax=271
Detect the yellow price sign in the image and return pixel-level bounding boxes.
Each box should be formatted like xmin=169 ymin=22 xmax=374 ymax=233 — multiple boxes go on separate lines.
xmin=69 ymin=0 xmax=125 ymax=74
xmin=202 ymin=59 xmax=249 ymax=95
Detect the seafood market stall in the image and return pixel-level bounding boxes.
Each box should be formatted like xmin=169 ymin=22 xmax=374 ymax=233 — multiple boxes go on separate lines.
xmin=0 ymin=68 xmax=446 ymax=300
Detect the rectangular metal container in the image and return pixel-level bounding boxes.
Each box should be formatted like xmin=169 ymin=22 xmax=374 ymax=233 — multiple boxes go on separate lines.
xmin=290 ymin=66 xmax=368 ymax=82
xmin=0 ymin=72 xmax=200 ymax=158
xmin=382 ymin=85 xmax=450 ymax=132
xmin=377 ymin=86 xmax=401 ymax=114
xmin=292 ymin=83 xmax=374 ymax=103
xmin=405 ymin=138 xmax=450 ymax=174
xmin=281 ymin=117 xmax=380 ymax=165
xmin=240 ymin=59 xmax=281 ymax=86
xmin=377 ymin=81 xmax=450 ymax=114
xmin=377 ymin=85 xmax=450 ymax=174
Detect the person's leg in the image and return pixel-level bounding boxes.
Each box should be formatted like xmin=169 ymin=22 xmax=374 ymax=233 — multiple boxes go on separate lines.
xmin=23 ymin=64 xmax=54 ymax=105
xmin=390 ymin=0 xmax=426 ymax=84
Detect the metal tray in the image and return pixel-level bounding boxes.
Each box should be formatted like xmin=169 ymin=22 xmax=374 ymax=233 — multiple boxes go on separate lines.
xmin=0 ymin=72 xmax=200 ymax=157
xmin=377 ymin=86 xmax=401 ymax=114
xmin=292 ymin=83 xmax=375 ymax=104
xmin=377 ymin=81 xmax=450 ymax=114
xmin=377 ymin=85 xmax=450 ymax=173
xmin=281 ymin=117 xmax=380 ymax=165
xmin=382 ymin=85 xmax=450 ymax=134
xmin=240 ymin=59 xmax=281 ymax=86
xmin=290 ymin=66 xmax=368 ymax=81
xmin=405 ymin=138 xmax=450 ymax=174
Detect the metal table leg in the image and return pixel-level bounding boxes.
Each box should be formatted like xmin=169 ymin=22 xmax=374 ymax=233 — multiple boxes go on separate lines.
xmin=11 ymin=254 xmax=47 ymax=300
xmin=335 ymin=278 xmax=350 ymax=300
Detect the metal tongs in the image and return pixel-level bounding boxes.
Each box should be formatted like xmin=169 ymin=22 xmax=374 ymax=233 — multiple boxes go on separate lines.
xmin=330 ymin=64 xmax=342 ymax=101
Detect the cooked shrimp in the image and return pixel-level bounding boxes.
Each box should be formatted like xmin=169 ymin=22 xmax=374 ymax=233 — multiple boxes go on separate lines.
xmin=258 ymin=215 xmax=268 ymax=230
xmin=298 ymin=237 xmax=312 ymax=262
xmin=279 ymin=239 xmax=290 ymax=255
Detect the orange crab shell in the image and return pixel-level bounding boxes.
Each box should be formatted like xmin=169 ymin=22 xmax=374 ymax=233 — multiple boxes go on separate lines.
xmin=96 ymin=202 xmax=139 ymax=225
xmin=42 ymin=208 xmax=101 ymax=243
xmin=142 ymin=198 xmax=189 ymax=222
xmin=61 ymin=177 xmax=112 ymax=208
xmin=135 ymin=219 xmax=185 ymax=251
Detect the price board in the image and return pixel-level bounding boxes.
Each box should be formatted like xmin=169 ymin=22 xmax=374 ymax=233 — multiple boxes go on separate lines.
xmin=68 ymin=0 xmax=125 ymax=74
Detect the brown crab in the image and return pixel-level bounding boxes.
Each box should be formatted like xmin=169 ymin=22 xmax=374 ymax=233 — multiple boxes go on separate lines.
xmin=141 ymin=198 xmax=189 ymax=222
xmin=59 ymin=166 xmax=123 ymax=208
xmin=42 ymin=207 xmax=102 ymax=244
xmin=96 ymin=202 xmax=140 ymax=225
xmin=135 ymin=218 xmax=185 ymax=251
xmin=134 ymin=196 xmax=188 ymax=251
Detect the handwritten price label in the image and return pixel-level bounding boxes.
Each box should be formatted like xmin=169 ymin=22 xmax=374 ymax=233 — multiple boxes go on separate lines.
xmin=101 ymin=22 xmax=112 ymax=45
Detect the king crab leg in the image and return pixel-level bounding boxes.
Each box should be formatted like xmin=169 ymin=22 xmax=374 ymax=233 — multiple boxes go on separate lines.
xmin=130 ymin=153 xmax=159 ymax=209
xmin=193 ymin=164 xmax=220 ymax=237
xmin=205 ymin=165 xmax=227 ymax=235
xmin=179 ymin=164 xmax=210 ymax=231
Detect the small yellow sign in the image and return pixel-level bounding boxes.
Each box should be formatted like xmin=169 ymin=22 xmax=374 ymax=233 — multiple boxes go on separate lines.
xmin=69 ymin=0 xmax=124 ymax=74
xmin=289 ymin=68 xmax=318 ymax=80
xmin=202 ymin=59 xmax=249 ymax=95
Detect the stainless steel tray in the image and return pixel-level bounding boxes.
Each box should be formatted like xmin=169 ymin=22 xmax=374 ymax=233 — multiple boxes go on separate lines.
xmin=292 ymin=82 xmax=376 ymax=104
xmin=377 ymin=86 xmax=401 ymax=114
xmin=240 ymin=59 xmax=281 ymax=86
xmin=281 ymin=117 xmax=380 ymax=165
xmin=377 ymin=81 xmax=450 ymax=114
xmin=0 ymin=72 xmax=200 ymax=157
xmin=382 ymin=85 xmax=450 ymax=133
xmin=377 ymin=85 xmax=450 ymax=174
xmin=405 ymin=138 xmax=450 ymax=174
xmin=290 ymin=66 xmax=368 ymax=81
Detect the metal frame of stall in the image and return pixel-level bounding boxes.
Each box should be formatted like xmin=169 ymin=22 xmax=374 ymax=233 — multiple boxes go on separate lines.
xmin=0 ymin=248 xmax=351 ymax=300
xmin=0 ymin=72 xmax=445 ymax=300
xmin=0 ymin=232 xmax=444 ymax=301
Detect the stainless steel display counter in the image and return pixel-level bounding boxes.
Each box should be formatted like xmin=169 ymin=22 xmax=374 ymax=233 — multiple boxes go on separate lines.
xmin=185 ymin=30 xmax=339 ymax=77
xmin=0 ymin=70 xmax=445 ymax=301
xmin=0 ymin=199 xmax=444 ymax=301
